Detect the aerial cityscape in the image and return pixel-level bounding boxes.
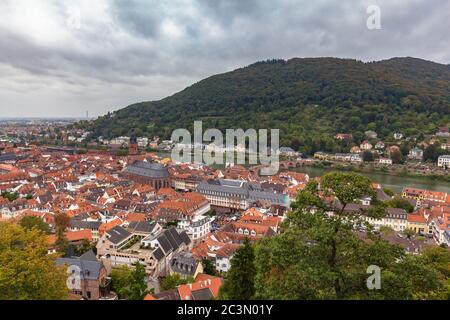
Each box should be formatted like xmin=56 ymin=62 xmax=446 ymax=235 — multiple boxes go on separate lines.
xmin=0 ymin=0 xmax=449 ymax=308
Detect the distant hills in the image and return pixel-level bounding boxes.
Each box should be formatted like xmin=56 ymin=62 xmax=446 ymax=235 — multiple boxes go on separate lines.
xmin=81 ymin=57 xmax=450 ymax=154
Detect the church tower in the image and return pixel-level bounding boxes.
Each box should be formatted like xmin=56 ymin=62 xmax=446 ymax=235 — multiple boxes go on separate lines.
xmin=129 ymin=131 xmax=139 ymax=155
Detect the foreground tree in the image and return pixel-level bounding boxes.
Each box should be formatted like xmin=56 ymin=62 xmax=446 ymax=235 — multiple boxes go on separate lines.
xmin=0 ymin=223 xmax=68 ymax=300
xmin=253 ymin=172 xmax=448 ymax=299
xmin=110 ymin=265 xmax=131 ymax=298
xmin=127 ymin=263 xmax=149 ymax=300
xmin=366 ymin=247 xmax=450 ymax=300
xmin=219 ymin=238 xmax=255 ymax=300
xmin=110 ymin=263 xmax=148 ymax=300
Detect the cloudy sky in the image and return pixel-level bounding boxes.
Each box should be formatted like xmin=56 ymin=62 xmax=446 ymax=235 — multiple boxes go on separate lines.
xmin=0 ymin=0 xmax=449 ymax=118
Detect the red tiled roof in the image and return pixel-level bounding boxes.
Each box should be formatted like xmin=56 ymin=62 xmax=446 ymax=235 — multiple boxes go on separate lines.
xmin=178 ymin=275 xmax=223 ymax=300
xmin=99 ymin=218 xmax=123 ymax=234
xmin=66 ymin=229 xmax=93 ymax=242
xmin=407 ymin=214 xmax=427 ymax=224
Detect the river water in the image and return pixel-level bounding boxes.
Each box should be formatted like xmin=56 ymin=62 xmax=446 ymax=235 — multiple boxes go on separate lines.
xmin=291 ymin=166 xmax=450 ymax=194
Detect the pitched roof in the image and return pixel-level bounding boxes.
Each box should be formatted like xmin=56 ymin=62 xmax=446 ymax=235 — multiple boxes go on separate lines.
xmin=66 ymin=229 xmax=93 ymax=242
xmin=153 ymin=248 xmax=165 ymax=261
xmin=407 ymin=214 xmax=427 ymax=224
xmin=191 ymin=288 xmax=214 ymax=300
xmin=79 ymin=250 xmax=97 ymax=261
xmin=106 ymin=226 xmax=132 ymax=244
xmin=156 ymin=228 xmax=191 ymax=255
xmin=56 ymin=255 xmax=103 ymax=280
xmin=144 ymin=288 xmax=180 ymax=301
xmin=99 ymin=218 xmax=123 ymax=234
xmin=177 ymin=275 xmax=222 ymax=300
xmin=124 ymin=161 xmax=169 ymax=178
xmin=216 ymin=243 xmax=240 ymax=259
xmin=127 ymin=221 xmax=156 ymax=234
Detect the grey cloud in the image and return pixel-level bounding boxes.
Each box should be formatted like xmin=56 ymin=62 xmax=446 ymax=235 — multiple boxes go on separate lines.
xmin=0 ymin=0 xmax=448 ymax=117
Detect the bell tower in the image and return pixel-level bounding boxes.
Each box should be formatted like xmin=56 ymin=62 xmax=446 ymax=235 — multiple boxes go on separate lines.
xmin=129 ymin=131 xmax=139 ymax=155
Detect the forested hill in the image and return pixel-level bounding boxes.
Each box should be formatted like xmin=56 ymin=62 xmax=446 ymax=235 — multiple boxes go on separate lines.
xmin=82 ymin=57 xmax=450 ymax=153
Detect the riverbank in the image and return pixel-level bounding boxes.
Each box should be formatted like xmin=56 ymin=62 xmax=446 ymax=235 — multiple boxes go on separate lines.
xmin=309 ymin=161 xmax=450 ymax=183
xmin=292 ymin=163 xmax=450 ymax=194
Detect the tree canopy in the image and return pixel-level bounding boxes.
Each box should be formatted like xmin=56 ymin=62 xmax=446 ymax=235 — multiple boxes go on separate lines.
xmin=0 ymin=223 xmax=68 ymax=300
xmin=385 ymin=196 xmax=415 ymax=213
xmin=219 ymin=238 xmax=256 ymax=300
xmin=110 ymin=263 xmax=148 ymax=300
xmin=160 ymin=273 xmax=194 ymax=291
xmin=220 ymin=172 xmax=449 ymax=300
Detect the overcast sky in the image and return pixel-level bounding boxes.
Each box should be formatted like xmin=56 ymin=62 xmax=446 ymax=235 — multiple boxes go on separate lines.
xmin=0 ymin=0 xmax=449 ymax=118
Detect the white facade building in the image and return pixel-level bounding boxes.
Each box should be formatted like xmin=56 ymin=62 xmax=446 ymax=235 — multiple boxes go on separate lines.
xmin=178 ymin=215 xmax=213 ymax=243
xmin=378 ymin=158 xmax=393 ymax=165
xmin=364 ymin=208 xmax=408 ymax=232
xmin=437 ymin=155 xmax=450 ymax=168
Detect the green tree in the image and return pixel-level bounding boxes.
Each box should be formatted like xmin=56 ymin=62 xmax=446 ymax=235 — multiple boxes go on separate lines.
xmin=423 ymin=144 xmax=440 ymax=162
xmin=54 ymin=228 xmax=69 ymax=255
xmin=160 ymin=273 xmax=193 ymax=291
xmin=0 ymin=223 xmax=68 ymax=300
xmin=219 ymin=238 xmax=255 ymax=300
xmin=1 ymin=191 xmax=19 ymax=202
xmin=362 ymin=150 xmax=374 ymax=162
xmin=382 ymin=187 xmax=395 ymax=197
xmin=252 ymin=172 xmax=449 ymax=299
xmin=127 ymin=263 xmax=149 ymax=300
xmin=110 ymin=263 xmax=148 ymax=300
xmin=110 ymin=265 xmax=132 ymax=299
xmin=367 ymin=247 xmax=450 ymax=300
xmin=202 ymin=258 xmax=216 ymax=276
xmin=54 ymin=213 xmax=71 ymax=255
xmin=403 ymin=228 xmax=416 ymax=239
xmin=385 ymin=196 xmax=414 ymax=213
xmin=74 ymin=238 xmax=96 ymax=256
xmin=19 ymin=216 xmax=51 ymax=235
xmin=255 ymin=172 xmax=389 ymax=299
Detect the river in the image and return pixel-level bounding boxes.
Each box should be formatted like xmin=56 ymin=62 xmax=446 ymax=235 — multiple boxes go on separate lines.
xmin=291 ymin=166 xmax=450 ymax=194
